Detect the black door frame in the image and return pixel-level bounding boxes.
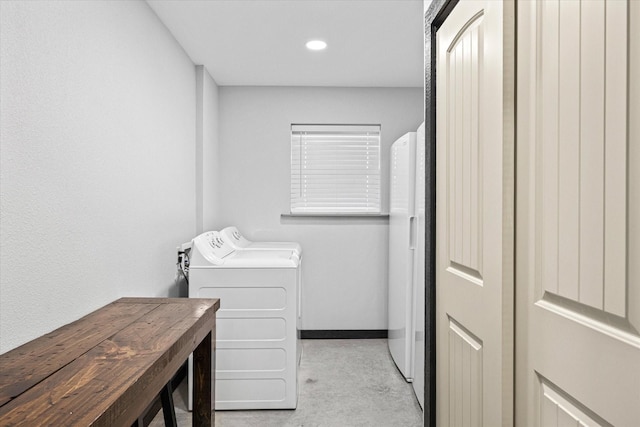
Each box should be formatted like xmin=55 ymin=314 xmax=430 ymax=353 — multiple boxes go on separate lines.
xmin=423 ymin=1 xmax=458 ymax=426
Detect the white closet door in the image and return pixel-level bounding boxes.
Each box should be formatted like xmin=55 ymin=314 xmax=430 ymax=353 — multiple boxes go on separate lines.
xmin=516 ymin=1 xmax=640 ymax=425
xmin=435 ymin=0 xmax=515 ymax=425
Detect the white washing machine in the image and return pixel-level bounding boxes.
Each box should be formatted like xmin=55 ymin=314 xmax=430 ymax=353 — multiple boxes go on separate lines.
xmin=187 ymin=231 xmax=302 ymax=410
xmin=220 ymin=226 xmax=302 ymax=257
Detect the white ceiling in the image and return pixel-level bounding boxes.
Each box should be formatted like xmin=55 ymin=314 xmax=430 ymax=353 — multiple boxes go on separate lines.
xmin=146 ymin=0 xmax=424 ymax=88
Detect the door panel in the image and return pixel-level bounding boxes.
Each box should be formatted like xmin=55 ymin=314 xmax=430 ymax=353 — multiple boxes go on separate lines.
xmin=540 ymin=379 xmax=611 ymax=427
xmin=537 ymin=0 xmax=628 ymax=313
xmin=447 ymin=10 xmax=483 ymax=278
xmin=447 ymin=318 xmax=483 ymax=426
xmin=516 ymin=1 xmax=640 ymax=425
xmin=436 ymin=0 xmax=514 ymax=425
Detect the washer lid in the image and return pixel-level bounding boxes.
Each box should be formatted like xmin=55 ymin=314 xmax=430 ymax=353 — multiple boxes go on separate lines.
xmin=244 ymin=241 xmax=303 ymax=256
xmin=223 ymin=249 xmax=300 ymax=267
xmin=220 ymin=225 xmax=302 ymax=256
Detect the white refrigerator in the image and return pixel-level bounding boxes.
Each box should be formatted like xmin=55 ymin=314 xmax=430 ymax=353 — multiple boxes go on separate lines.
xmin=388 ymin=131 xmax=417 ymax=382
xmin=412 ymin=122 xmax=426 ymax=408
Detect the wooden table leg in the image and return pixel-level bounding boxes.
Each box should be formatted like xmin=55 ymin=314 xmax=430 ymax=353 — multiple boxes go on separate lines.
xmin=193 ymin=330 xmax=213 ymax=427
xmin=161 ymin=382 xmax=178 ymax=427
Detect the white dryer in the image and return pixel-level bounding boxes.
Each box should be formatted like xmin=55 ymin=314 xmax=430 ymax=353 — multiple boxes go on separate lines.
xmin=187 ymin=231 xmax=301 ymax=411
xmin=220 ymin=225 xmax=302 ymax=257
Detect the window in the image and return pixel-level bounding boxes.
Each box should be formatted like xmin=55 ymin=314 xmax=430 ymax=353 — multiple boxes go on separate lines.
xmin=290 ymin=124 xmax=381 ymax=214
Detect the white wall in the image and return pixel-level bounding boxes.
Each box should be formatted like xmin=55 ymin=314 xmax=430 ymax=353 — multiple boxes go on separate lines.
xmin=198 ymin=67 xmax=221 ymax=233
xmin=217 ymin=87 xmax=423 ymax=330
xmin=0 ymin=1 xmax=197 ymax=352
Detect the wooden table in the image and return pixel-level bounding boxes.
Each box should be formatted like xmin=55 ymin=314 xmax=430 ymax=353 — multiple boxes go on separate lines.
xmin=0 ymin=297 xmax=220 ymax=426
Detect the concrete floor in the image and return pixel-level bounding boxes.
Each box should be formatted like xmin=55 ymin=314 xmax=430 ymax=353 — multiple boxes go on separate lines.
xmin=151 ymin=339 xmax=423 ymax=427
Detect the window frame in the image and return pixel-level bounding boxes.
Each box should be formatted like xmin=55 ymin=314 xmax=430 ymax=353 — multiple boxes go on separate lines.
xmin=290 ymin=124 xmax=382 ymax=215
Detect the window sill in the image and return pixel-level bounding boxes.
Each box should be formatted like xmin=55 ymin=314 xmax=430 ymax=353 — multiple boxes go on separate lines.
xmin=281 ymin=213 xmax=389 ymax=220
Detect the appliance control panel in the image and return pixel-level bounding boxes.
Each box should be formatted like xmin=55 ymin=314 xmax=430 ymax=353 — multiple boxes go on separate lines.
xmin=193 ymin=231 xmax=234 ymax=265
xmin=221 ymin=226 xmax=251 ymax=248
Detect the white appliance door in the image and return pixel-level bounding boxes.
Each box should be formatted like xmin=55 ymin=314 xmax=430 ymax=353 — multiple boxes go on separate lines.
xmin=388 ymin=132 xmax=417 ymax=380
xmin=412 ymin=123 xmax=426 ymax=408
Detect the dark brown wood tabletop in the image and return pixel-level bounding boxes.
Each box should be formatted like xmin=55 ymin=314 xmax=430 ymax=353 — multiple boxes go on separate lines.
xmin=0 ymin=297 xmax=219 ymax=427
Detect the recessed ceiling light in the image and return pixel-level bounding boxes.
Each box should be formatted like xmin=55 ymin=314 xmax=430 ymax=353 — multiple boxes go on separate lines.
xmin=306 ymin=40 xmax=327 ymax=51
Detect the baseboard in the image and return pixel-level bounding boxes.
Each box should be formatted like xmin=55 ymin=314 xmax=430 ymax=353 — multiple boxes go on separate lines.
xmin=300 ymin=329 xmax=388 ymax=339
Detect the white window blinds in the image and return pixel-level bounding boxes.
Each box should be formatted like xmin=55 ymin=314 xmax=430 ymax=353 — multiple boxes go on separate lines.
xmin=290 ymin=124 xmax=381 ymax=214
